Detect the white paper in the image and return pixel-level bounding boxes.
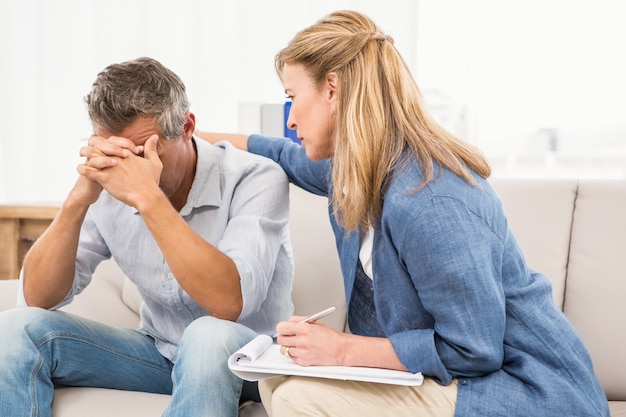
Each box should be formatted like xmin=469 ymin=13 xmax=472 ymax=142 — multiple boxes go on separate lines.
xmin=229 ymin=335 xmax=423 ymax=386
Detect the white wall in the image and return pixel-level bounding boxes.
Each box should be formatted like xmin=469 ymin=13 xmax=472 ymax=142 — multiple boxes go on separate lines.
xmin=414 ymin=0 xmax=626 ymax=180
xmin=2 ymin=0 xmax=625 ymax=203
xmin=0 ymin=0 xmax=418 ymax=203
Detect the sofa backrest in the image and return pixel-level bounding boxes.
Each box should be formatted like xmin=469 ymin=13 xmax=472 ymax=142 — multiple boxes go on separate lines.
xmin=114 ymin=178 xmax=626 ymax=400
xmin=489 ymin=178 xmax=577 ymax=309
xmin=491 ymin=179 xmax=626 ymax=402
xmin=564 ymin=180 xmax=626 ymax=401
xmin=287 ymin=185 xmax=346 ymax=331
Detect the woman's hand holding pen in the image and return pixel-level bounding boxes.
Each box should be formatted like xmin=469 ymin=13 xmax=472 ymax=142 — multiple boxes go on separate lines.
xmin=276 ymin=317 xmax=348 ymax=367
xmin=276 ymin=306 xmax=407 ymax=371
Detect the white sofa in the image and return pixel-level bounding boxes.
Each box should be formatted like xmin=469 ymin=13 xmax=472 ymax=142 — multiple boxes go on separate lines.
xmin=1 ymin=179 xmax=625 ymax=416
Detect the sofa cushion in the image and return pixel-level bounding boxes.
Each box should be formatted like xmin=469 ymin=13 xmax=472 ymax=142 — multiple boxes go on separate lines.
xmin=287 ymin=185 xmax=346 ymax=331
xmin=122 ymin=276 xmax=143 ymax=315
xmin=53 ymin=387 xmax=169 ymax=417
xmin=489 ymin=179 xmax=577 ymax=309
xmin=0 ymin=279 xmax=18 ymax=309
xmin=564 ymin=180 xmax=626 ymax=401
xmin=60 ymin=261 xmax=140 ymax=329
xmin=52 ymin=386 xmax=268 ymax=417
xmin=610 ymin=402 xmax=626 ymax=417
xmin=90 ymin=258 xmax=143 ymax=316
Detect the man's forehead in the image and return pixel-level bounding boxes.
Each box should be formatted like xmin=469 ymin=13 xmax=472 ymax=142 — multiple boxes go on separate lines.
xmin=95 ymin=118 xmax=159 ymax=144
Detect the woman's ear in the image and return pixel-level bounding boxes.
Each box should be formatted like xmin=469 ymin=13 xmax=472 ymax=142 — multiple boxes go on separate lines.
xmin=326 ymin=72 xmax=338 ymax=107
xmin=326 ymin=72 xmax=337 ymax=117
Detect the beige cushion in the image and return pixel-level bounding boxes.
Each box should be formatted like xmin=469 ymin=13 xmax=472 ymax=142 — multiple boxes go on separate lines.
xmin=92 ymin=258 xmax=142 ymax=316
xmin=610 ymin=402 xmax=626 ymax=417
xmin=0 ymin=280 xmax=18 ymax=309
xmin=564 ymin=180 xmax=626 ymax=401
xmin=53 ymin=387 xmax=169 ymax=416
xmin=61 ymin=261 xmax=139 ymax=329
xmin=288 ymin=185 xmax=346 ymax=331
xmin=122 ymin=276 xmax=143 ymax=315
xmin=489 ymin=179 xmax=577 ymax=309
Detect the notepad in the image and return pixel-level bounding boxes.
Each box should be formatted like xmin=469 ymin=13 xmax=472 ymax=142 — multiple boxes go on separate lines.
xmin=228 ymin=334 xmax=424 ymax=386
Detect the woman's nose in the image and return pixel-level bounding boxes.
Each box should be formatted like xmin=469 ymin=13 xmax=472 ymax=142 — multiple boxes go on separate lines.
xmin=286 ymin=110 xmax=296 ymax=130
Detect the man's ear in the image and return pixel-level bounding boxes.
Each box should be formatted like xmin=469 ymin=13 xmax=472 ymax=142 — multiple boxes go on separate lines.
xmin=183 ymin=112 xmax=196 ymax=141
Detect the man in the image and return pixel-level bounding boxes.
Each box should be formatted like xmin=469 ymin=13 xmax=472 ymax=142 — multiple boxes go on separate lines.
xmin=0 ymin=57 xmax=294 ymax=416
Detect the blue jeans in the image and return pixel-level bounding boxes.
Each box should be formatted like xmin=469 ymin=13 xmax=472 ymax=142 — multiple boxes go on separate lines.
xmin=0 ymin=307 xmax=257 ymax=417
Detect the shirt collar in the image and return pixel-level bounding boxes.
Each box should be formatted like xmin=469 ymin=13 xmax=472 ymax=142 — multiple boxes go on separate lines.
xmin=129 ymin=137 xmax=222 ymax=216
xmin=178 ymin=137 xmax=222 ymax=216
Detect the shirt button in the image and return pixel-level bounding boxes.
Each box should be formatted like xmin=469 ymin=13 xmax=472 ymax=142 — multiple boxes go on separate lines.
xmin=167 ymin=272 xmax=174 ymax=280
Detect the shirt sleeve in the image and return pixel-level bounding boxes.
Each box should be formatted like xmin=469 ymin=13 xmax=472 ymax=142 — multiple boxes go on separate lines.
xmin=216 ymin=156 xmax=292 ymax=320
xmin=389 ymin=195 xmax=507 ymax=381
xmin=248 ymin=134 xmax=332 ymax=196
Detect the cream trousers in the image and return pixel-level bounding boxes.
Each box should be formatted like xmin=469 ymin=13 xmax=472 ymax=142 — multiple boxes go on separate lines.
xmin=259 ymin=376 xmax=457 ymax=417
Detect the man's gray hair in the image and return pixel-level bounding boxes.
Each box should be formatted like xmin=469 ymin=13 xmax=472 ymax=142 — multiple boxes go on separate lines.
xmin=85 ymin=57 xmax=189 ymax=139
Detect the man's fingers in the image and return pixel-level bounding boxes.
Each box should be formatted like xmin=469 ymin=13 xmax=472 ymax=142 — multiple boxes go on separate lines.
xmin=79 ymin=145 xmax=118 ymax=169
xmin=87 ymin=135 xmax=140 ymax=157
xmin=86 ymin=156 xmax=118 ymax=169
xmin=142 ymin=135 xmax=159 ymax=160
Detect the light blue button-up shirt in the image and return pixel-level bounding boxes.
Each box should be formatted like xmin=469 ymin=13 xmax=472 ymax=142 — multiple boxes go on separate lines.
xmin=248 ymin=134 xmax=609 ymax=417
xmin=19 ymin=138 xmax=294 ymax=361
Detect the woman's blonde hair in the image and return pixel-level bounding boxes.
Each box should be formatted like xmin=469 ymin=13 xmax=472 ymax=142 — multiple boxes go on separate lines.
xmin=275 ymin=10 xmax=491 ymax=231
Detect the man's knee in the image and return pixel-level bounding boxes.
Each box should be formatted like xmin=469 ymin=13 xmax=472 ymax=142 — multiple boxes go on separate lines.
xmin=177 ymin=316 xmax=256 ymax=366
xmin=0 ymin=307 xmax=57 ymax=338
xmin=181 ymin=316 xmax=256 ymax=352
xmin=0 ymin=307 xmax=64 ymax=363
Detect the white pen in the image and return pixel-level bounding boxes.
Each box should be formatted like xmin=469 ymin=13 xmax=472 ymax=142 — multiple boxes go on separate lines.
xmin=272 ymin=306 xmax=336 ymax=339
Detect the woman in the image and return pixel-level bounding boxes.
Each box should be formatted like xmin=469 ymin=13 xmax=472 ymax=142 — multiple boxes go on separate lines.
xmin=199 ymin=10 xmax=609 ymax=417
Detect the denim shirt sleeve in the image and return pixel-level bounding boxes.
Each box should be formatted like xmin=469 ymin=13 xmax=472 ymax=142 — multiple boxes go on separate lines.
xmin=387 ymin=194 xmax=506 ymax=382
xmin=248 ymin=134 xmax=332 ymax=196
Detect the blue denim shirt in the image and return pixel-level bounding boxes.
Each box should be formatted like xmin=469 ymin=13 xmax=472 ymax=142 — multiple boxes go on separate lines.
xmin=249 ymin=134 xmax=609 ymax=417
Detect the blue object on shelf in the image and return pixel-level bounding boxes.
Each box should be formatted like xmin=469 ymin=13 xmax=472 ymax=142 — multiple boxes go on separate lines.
xmin=284 ymin=102 xmax=300 ymax=144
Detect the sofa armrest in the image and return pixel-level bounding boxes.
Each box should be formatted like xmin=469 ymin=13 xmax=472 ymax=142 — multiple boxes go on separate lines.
xmin=0 ymin=260 xmax=140 ymax=329
xmin=0 ymin=280 xmax=20 ymax=312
